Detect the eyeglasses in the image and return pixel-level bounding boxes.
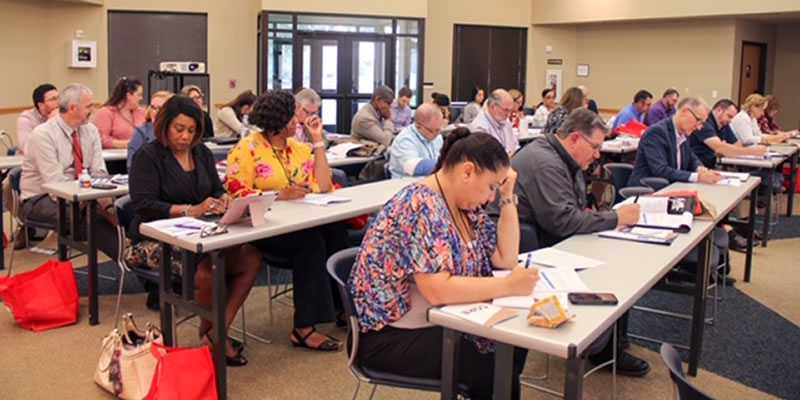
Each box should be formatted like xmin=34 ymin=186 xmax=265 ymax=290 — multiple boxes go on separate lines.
xmin=301 ymin=106 xmax=319 ymax=116
xmin=200 ymin=223 xmax=228 ymax=238
xmin=578 ymin=133 xmax=602 ymax=152
xmin=418 ymin=122 xmax=441 ymax=135
xmin=44 ymin=95 xmax=60 ymax=103
xmin=686 ymin=108 xmax=705 ymax=126
xmin=190 ymin=95 xmax=204 ymax=101
xmin=494 ymin=103 xmax=516 ymax=115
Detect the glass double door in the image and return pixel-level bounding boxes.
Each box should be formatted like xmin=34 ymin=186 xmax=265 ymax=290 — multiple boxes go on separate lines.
xmin=294 ymin=33 xmax=392 ymax=134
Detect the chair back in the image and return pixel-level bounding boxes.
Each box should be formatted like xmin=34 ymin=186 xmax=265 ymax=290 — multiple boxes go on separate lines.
xmin=114 ymin=195 xmax=135 ymax=232
xmin=326 ymin=247 xmax=360 ymax=319
xmin=520 ymin=222 xmax=539 ymax=253
xmin=660 ymin=343 xmax=715 ymax=400
xmin=641 ymin=177 xmax=670 ymax=192
xmin=8 ymin=167 xmax=21 ymax=193
xmin=619 ymin=186 xmax=654 ymax=199
xmin=603 ymin=163 xmax=634 ymax=204
xmin=8 ymin=167 xmax=23 ymax=224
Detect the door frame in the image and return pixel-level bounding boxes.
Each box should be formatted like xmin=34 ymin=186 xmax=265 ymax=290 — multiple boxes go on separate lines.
xmin=738 ymin=41 xmax=767 ymax=104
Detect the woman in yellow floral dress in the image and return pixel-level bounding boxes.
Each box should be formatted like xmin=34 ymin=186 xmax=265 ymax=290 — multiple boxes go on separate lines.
xmin=224 ymin=90 xmax=346 ymax=351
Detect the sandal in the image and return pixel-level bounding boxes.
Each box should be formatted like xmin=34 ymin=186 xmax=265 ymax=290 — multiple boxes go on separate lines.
xmin=335 ymin=312 xmax=348 ymax=331
xmin=290 ymin=327 xmax=341 ymax=352
xmin=204 ymin=333 xmax=248 ymax=367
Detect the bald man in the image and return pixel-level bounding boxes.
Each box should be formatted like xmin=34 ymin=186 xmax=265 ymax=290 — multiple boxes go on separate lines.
xmin=469 ymin=89 xmax=520 ymax=155
xmin=388 ymin=103 xmax=444 ymax=178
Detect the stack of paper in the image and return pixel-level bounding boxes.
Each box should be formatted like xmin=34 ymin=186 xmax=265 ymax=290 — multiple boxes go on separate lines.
xmin=326 ymin=143 xmax=363 ymax=159
xmin=598 ymin=226 xmax=678 ymax=245
xmin=439 ymin=303 xmax=518 ymax=327
xmin=142 ymin=217 xmax=217 ymax=238
xmin=719 ymin=171 xmax=750 ymax=181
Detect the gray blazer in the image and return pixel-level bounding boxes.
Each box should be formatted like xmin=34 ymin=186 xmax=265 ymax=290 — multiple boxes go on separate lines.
xmin=351 ymin=102 xmax=394 ymax=146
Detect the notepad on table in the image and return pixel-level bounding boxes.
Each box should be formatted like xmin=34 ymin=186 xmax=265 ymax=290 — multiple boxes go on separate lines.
xmin=719 ymin=171 xmax=750 ymax=181
xmin=615 ymin=196 xmax=694 ymax=232
xmin=326 ymin=143 xmax=364 ymax=159
xmin=516 ymin=248 xmax=605 ymax=270
xmin=142 ymin=217 xmax=217 ymax=237
xmin=491 ymin=269 xmax=590 ymax=310
xmin=292 ymin=193 xmax=352 ymax=206
xmin=439 ymin=303 xmax=518 ymax=327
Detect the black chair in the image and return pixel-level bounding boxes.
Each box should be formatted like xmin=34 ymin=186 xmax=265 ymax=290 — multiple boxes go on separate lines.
xmin=326 ymin=247 xmax=468 ymax=399
xmin=640 ymin=177 xmax=670 ymax=192
xmin=603 ymin=163 xmax=634 ymax=204
xmin=660 ymin=343 xmax=715 ymax=400
xmin=519 ymin=222 xmax=539 ymax=253
xmin=619 ymin=186 xmax=654 ymax=199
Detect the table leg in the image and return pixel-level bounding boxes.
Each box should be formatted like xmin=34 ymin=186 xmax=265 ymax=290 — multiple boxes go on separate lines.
xmin=762 ymin=169 xmax=773 ymax=247
xmin=87 ymin=199 xmax=99 ymax=326
xmin=788 ymin=152 xmax=797 ymax=217
xmin=159 ymin=243 xmax=174 ymax=346
xmin=563 ymin=355 xmax=585 ymax=400
xmin=0 ymin=172 xmax=4 ymax=270
xmin=492 ymin=343 xmax=514 ymax=400
xmin=56 ymin=199 xmax=68 ymax=261
xmin=440 ymin=328 xmax=462 ymax=400
xmin=688 ymin=234 xmax=711 ymax=376
xmin=745 ymin=187 xmax=758 ymax=282
xmin=211 ymin=251 xmax=227 ymax=400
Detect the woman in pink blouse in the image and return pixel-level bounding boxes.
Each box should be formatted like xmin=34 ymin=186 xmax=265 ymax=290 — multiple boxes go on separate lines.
xmin=93 ymin=77 xmax=145 ymax=149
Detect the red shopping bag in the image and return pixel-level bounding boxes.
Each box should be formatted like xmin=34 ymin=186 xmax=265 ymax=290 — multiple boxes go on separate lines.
xmin=144 ymin=342 xmax=218 ymax=400
xmin=0 ymin=260 xmax=79 ymax=331
xmin=613 ymin=119 xmax=648 ymax=138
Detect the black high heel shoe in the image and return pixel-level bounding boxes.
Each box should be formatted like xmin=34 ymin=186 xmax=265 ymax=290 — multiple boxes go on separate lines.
xmin=290 ymin=327 xmax=341 ymax=352
xmin=204 ymin=333 xmax=248 ymax=367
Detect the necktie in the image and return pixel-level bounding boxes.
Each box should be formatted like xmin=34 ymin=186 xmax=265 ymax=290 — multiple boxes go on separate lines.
xmin=72 ymin=131 xmax=83 ymax=178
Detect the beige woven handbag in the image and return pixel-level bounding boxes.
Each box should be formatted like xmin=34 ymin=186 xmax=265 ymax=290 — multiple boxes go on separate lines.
xmin=93 ymin=313 xmax=162 ymax=399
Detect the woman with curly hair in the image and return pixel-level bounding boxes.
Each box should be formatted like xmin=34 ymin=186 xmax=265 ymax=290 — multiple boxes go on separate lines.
xmin=224 ymin=89 xmax=347 ymax=351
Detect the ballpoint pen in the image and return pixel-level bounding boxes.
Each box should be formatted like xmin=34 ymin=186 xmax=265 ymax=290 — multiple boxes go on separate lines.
xmin=525 ymin=253 xmax=532 ymax=269
xmin=175 ymin=224 xmax=204 ymax=230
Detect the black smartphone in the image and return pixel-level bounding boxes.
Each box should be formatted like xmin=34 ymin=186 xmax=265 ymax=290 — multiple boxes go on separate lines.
xmin=91 ymin=183 xmax=118 ymax=190
xmin=568 ymin=292 xmax=618 ymax=305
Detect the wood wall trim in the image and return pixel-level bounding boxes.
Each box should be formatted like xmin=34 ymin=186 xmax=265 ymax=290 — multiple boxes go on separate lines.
xmin=598 ymin=107 xmax=620 ymax=114
xmin=0 ymin=106 xmax=31 ymax=116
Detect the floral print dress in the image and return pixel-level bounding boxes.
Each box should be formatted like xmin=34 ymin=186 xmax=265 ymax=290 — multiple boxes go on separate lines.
xmin=224 ymin=133 xmax=319 ymax=196
xmin=348 ymin=183 xmax=499 ymax=352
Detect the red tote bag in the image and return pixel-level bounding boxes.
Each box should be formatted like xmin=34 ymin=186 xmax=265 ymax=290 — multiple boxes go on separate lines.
xmin=0 ymin=260 xmax=79 ymax=331
xmin=144 ymin=342 xmax=218 ymax=400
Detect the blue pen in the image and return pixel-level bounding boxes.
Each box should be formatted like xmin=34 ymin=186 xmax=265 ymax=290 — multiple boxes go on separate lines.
xmin=175 ymin=224 xmax=204 ymax=230
xmin=525 ymin=253 xmax=532 ymax=269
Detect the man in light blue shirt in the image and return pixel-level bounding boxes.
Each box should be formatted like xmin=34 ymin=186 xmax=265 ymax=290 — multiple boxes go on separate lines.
xmin=611 ymin=89 xmax=653 ymax=131
xmin=468 ymin=89 xmax=519 ymax=156
xmin=390 ymin=87 xmax=413 ymax=134
xmin=389 ymin=103 xmax=444 ymax=178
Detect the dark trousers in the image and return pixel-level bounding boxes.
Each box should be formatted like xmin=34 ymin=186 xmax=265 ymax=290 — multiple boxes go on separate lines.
xmin=22 ymin=194 xmax=118 ymax=260
xmin=356 ymin=326 xmax=528 ymax=400
xmin=255 ymin=222 xmax=348 ymax=328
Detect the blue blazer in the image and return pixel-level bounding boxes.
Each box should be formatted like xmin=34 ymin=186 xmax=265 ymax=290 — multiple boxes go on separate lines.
xmin=628 ymin=118 xmax=702 ymax=186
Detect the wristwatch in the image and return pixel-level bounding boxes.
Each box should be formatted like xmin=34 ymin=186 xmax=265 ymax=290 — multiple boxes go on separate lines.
xmin=181 ymin=204 xmax=191 ymax=217
xmin=499 ymin=194 xmax=518 ymax=207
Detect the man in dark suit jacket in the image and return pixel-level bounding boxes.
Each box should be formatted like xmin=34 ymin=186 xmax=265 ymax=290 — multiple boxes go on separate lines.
xmin=629 ymin=96 xmax=722 ymax=186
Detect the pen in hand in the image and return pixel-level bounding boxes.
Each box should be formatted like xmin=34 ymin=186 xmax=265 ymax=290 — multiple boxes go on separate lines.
xmin=525 ymin=253 xmax=532 ymax=269
xmin=634 ymin=195 xmax=639 ymax=204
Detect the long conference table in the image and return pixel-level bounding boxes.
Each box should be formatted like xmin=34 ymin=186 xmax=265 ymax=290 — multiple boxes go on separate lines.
xmin=139 ymin=177 xmax=416 ymax=399
xmin=429 ymin=176 xmax=761 ymax=400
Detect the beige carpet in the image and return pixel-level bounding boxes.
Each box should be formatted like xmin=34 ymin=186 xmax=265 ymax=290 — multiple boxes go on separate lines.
xmin=1 ymin=219 xmax=795 ymax=399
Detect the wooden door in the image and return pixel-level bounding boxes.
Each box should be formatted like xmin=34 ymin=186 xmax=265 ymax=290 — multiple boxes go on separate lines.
xmin=738 ymin=42 xmax=766 ymax=105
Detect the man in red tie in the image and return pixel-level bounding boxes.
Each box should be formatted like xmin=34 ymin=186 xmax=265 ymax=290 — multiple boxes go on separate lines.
xmin=20 ymin=83 xmax=117 ymax=258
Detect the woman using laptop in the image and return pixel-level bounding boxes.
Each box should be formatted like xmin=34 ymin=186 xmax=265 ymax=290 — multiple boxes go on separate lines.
xmin=224 ymin=89 xmax=347 ymax=352
xmin=348 ymin=129 xmax=538 ymax=399
xmin=128 ymin=95 xmax=262 ymax=366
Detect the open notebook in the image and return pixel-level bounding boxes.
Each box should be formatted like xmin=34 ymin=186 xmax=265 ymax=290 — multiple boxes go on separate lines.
xmin=614 ymin=195 xmax=695 ymax=232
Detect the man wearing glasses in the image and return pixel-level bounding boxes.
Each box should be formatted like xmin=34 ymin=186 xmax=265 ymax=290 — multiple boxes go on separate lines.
xmin=294 ymin=88 xmax=329 ymax=147
xmin=351 ymin=85 xmax=395 ymax=147
xmin=488 ymin=108 xmax=649 ymax=377
xmin=16 ymin=84 xmax=59 ymax=156
xmin=468 ymin=89 xmax=519 ymax=156
xmin=387 ymin=103 xmax=444 ymax=178
xmin=628 ymin=97 xmax=722 ymax=186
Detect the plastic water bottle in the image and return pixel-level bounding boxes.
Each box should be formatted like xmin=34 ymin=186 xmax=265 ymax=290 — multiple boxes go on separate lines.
xmin=79 ymin=168 xmax=91 ymax=189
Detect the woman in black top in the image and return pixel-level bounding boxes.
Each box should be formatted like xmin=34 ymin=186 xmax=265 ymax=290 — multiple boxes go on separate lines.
xmin=127 ymin=95 xmax=261 ymax=366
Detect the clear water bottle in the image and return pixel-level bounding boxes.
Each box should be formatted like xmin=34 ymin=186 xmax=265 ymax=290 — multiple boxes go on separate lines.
xmin=79 ymin=168 xmax=91 ymax=189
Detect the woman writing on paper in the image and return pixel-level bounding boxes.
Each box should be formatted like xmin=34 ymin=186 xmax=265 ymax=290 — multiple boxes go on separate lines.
xmin=128 ymin=95 xmax=262 ymax=366
xmin=349 ymin=129 xmax=539 ymax=399
xmin=224 ymin=89 xmax=348 ymax=352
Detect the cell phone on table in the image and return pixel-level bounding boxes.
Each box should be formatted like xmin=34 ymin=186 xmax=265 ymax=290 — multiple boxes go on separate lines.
xmin=91 ymin=183 xmax=118 ymax=190
xmin=568 ymin=292 xmax=618 ymax=305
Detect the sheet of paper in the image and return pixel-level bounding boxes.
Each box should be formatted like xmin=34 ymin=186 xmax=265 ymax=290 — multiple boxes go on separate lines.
xmin=638 ymin=212 xmax=693 ymax=230
xmin=719 ymin=171 xmax=750 ymax=181
xmin=630 ymin=227 xmax=675 ymax=239
xmin=326 ymin=143 xmax=363 ymax=159
xmin=717 ymin=178 xmax=742 ymax=186
xmin=142 ymin=217 xmax=217 ymax=237
xmin=491 ymin=269 xmax=588 ymax=309
xmin=613 ymin=196 xmax=669 ymax=214
xmin=291 ymin=193 xmax=352 ymax=206
xmin=517 ymin=248 xmax=605 ymax=270
xmin=597 ymin=229 xmax=675 ymax=245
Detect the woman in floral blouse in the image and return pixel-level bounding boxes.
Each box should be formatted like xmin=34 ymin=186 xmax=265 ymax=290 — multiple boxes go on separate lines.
xmin=348 ymin=129 xmax=539 ymax=399
xmin=225 ymin=90 xmax=347 ymax=352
